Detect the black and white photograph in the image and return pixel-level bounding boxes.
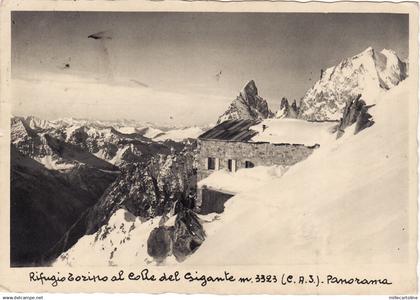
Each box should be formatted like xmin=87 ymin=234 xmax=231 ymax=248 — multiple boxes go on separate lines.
xmin=1 ymin=1 xmax=418 ymax=295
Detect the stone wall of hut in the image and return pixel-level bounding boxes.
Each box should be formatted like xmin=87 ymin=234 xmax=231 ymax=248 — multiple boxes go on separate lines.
xmin=196 ymin=139 xmax=317 ymax=181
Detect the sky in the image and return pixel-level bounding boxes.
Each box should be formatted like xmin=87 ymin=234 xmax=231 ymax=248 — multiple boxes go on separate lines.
xmin=11 ymin=12 xmax=408 ymax=126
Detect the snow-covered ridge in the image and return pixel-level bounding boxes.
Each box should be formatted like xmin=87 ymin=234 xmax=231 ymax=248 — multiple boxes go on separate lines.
xmin=54 ymin=209 xmax=165 ymax=267
xmin=299 ymin=47 xmax=408 ymax=121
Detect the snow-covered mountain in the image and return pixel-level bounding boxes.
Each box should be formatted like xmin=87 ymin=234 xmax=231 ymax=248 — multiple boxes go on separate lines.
xmin=25 ymin=115 xmax=54 ymax=130
xmin=217 ymin=80 xmax=274 ymax=124
xmin=299 ymin=47 xmax=408 ymax=121
xmin=11 ymin=117 xmax=91 ymax=170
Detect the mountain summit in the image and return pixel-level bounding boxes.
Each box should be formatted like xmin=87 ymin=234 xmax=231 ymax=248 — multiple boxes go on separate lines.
xmin=299 ymin=47 xmax=408 ymax=121
xmin=217 ymin=80 xmax=273 ymax=124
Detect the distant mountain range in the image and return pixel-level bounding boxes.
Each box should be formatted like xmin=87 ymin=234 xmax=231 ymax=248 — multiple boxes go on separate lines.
xmin=12 ymin=116 xmax=206 ymax=170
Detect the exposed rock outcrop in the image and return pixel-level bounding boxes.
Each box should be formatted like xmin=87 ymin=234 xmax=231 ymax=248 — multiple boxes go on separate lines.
xmin=147 ymin=208 xmax=205 ymax=263
xmin=335 ymin=94 xmax=375 ymax=138
xmin=217 ymin=80 xmax=273 ymax=124
xmin=147 ymin=226 xmax=173 ymax=263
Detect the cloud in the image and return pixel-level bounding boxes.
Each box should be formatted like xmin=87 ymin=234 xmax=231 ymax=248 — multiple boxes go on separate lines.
xmin=11 ymin=72 xmax=229 ymax=126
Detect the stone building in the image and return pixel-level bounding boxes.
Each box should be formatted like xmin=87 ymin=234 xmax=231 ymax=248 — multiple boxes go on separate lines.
xmin=195 ymin=119 xmax=319 ymax=214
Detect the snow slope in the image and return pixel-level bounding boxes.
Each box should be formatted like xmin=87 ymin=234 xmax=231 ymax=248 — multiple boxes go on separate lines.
xmin=37 ymin=155 xmax=75 ymax=170
xmin=186 ymin=80 xmax=412 ymax=265
xmin=54 ymin=209 xmax=171 ymax=267
xmin=142 ymin=127 xmax=164 ymax=139
xmin=108 ymin=146 xmax=130 ymax=166
xmin=116 ymin=126 xmax=137 ymax=134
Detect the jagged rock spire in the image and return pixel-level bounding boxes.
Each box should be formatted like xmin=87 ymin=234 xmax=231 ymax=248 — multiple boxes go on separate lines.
xmin=275 ymin=97 xmax=299 ymax=119
xmin=217 ymin=80 xmax=273 ymax=124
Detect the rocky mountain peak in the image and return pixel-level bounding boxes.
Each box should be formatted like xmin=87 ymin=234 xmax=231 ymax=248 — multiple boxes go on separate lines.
xmin=298 ymin=47 xmax=408 ymax=121
xmin=217 ymin=80 xmax=273 ymax=124
xmin=280 ymin=97 xmax=288 ymax=107
xmin=241 ymin=80 xmax=258 ymax=98
xmin=291 ymin=99 xmax=299 ymax=111
xmin=362 ymin=46 xmax=374 ymax=55
xmin=25 ymin=115 xmax=52 ymax=130
xmin=11 ymin=118 xmax=29 ymax=143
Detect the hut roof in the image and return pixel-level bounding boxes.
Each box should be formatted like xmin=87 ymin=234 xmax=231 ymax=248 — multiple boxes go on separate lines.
xmin=198 ymin=119 xmax=261 ymax=142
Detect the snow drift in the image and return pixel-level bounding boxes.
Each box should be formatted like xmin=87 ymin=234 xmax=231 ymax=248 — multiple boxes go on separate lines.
xmin=250 ymin=118 xmax=335 ymax=146
xmin=198 ymin=166 xmax=288 ymax=195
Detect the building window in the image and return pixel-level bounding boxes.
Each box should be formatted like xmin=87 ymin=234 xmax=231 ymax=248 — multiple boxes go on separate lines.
xmin=245 ymin=161 xmax=255 ymax=168
xmin=207 ymin=157 xmax=216 ymax=170
xmin=228 ymin=159 xmax=236 ymax=172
